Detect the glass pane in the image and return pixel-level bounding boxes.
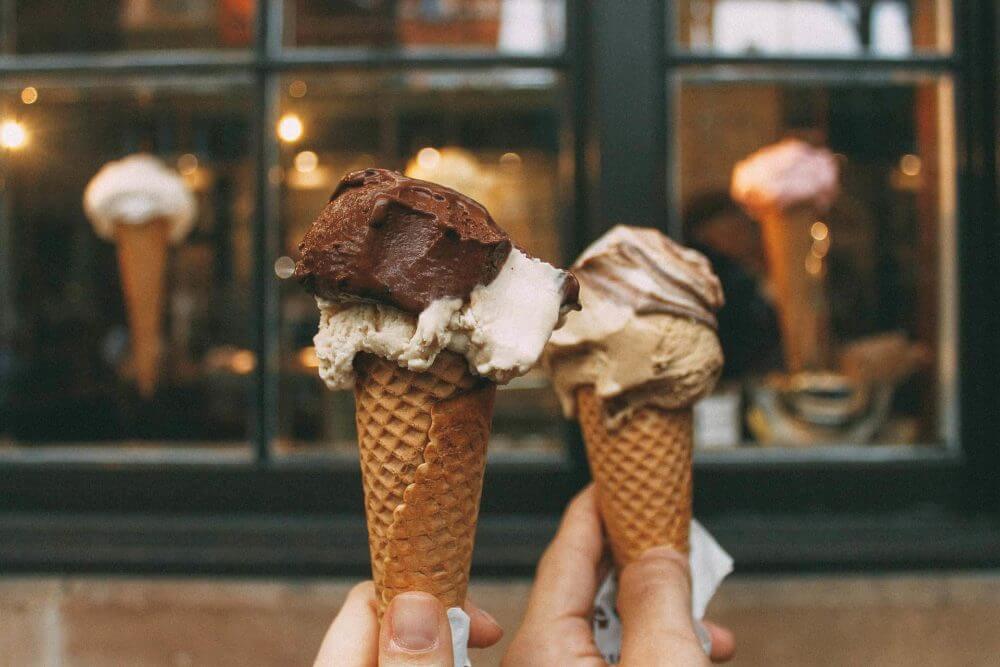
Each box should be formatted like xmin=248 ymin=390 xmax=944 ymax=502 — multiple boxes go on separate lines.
xmin=2 ymin=1 xmax=255 ymax=53
xmin=673 ymin=0 xmax=952 ymax=56
xmin=274 ymin=69 xmax=569 ymax=459
xmin=0 ymin=75 xmax=255 ymax=450
xmin=673 ymin=71 xmax=956 ymax=450
xmin=283 ymin=0 xmax=565 ymax=54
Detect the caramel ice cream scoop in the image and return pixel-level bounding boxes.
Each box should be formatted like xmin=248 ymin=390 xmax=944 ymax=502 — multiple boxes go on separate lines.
xmin=544 ymin=225 xmax=724 ymax=427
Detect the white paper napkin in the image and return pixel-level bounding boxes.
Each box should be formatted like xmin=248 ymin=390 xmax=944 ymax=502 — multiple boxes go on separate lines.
xmin=447 ymin=607 xmax=472 ymax=667
xmin=593 ymin=519 xmax=733 ymax=663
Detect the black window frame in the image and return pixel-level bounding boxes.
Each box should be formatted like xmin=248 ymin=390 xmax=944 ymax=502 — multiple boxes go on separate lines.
xmin=0 ymin=0 xmax=997 ymax=576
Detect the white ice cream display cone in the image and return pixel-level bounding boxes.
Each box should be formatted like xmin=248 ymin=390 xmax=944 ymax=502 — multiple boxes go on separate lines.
xmin=84 ymin=154 xmax=196 ymax=398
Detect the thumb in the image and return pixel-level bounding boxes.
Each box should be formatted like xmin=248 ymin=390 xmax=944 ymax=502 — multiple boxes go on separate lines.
xmin=617 ymin=547 xmax=708 ymax=666
xmin=379 ymin=592 xmax=455 ymax=667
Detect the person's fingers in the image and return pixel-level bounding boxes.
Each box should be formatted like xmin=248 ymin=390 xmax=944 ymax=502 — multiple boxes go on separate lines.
xmin=464 ymin=598 xmax=504 ymax=648
xmin=704 ymin=621 xmax=736 ymax=663
xmin=314 ymin=581 xmax=379 ymax=667
xmin=379 ymin=592 xmax=455 ymax=666
xmin=525 ymin=485 xmax=605 ymax=620
xmin=618 ymin=547 xmax=708 ymax=666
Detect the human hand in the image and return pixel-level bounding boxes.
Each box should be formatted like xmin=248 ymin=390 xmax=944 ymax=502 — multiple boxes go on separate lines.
xmin=502 ymin=486 xmax=735 ymax=666
xmin=314 ymin=582 xmax=504 ymax=667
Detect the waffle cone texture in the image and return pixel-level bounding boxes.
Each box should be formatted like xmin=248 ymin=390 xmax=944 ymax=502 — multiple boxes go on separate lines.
xmin=577 ymin=386 xmax=693 ymax=566
xmin=115 ymin=218 xmax=170 ymax=398
xmin=353 ymin=351 xmax=495 ymax=616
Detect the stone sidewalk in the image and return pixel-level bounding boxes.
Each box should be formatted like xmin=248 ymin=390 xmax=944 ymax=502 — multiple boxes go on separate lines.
xmin=2 ymin=573 xmax=998 ymax=666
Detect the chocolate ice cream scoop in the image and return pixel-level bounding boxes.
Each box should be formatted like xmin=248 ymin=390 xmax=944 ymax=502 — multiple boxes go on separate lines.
xmin=296 ymin=167 xmax=579 ymax=388
xmin=295 ymin=168 xmax=517 ymax=313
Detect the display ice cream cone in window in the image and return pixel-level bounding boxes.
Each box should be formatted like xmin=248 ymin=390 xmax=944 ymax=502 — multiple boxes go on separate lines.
xmin=84 ymin=154 xmax=196 ymax=398
xmin=731 ymin=138 xmax=840 ymax=373
xmin=293 ymin=169 xmax=578 ymax=645
xmin=543 ymin=226 xmax=724 ymax=562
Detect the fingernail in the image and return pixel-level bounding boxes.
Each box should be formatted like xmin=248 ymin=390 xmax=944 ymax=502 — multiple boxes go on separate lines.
xmin=474 ymin=607 xmax=502 ymax=631
xmin=640 ymin=546 xmax=686 ymax=562
xmin=388 ymin=593 xmax=440 ymax=652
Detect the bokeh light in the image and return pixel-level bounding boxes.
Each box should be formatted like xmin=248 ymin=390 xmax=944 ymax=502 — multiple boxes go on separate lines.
xmin=274 ymin=256 xmax=296 ymax=279
xmin=0 ymin=120 xmax=28 ymax=149
xmin=416 ymin=147 xmax=441 ymax=171
xmin=294 ymin=150 xmax=319 ymax=173
xmin=177 ymin=153 xmax=199 ymax=176
xmin=277 ymin=114 xmax=303 ymax=143
xmin=900 ymin=154 xmax=922 ymax=177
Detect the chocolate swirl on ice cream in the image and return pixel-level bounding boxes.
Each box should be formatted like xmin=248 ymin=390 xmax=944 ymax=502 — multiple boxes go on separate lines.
xmin=574 ymin=225 xmax=723 ymax=329
xmin=295 ymin=168 xmax=579 ymax=388
xmin=544 ymin=226 xmax=724 ymax=426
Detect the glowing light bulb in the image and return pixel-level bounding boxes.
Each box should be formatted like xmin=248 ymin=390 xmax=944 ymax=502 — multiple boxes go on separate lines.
xmin=20 ymin=87 xmax=38 ymax=105
xmin=810 ymin=221 xmax=828 ymax=241
xmin=900 ymin=154 xmax=922 ymax=177
xmin=277 ymin=114 xmax=303 ymax=143
xmin=177 ymin=153 xmax=199 ymax=176
xmin=294 ymin=150 xmax=318 ymax=173
xmin=274 ymin=256 xmax=296 ymax=279
xmin=0 ymin=120 xmax=28 ymax=149
xmin=500 ymin=152 xmax=522 ymax=166
xmin=805 ymin=253 xmax=823 ymax=276
xmin=298 ymin=346 xmax=319 ymax=369
xmin=416 ymin=147 xmax=441 ymax=171
xmin=230 ymin=350 xmax=257 ymax=375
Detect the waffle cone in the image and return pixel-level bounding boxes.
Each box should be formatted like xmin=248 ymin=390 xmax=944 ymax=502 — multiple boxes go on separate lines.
xmin=353 ymin=351 xmax=495 ymax=617
xmin=577 ymin=386 xmax=692 ymax=566
xmin=759 ymin=210 xmax=827 ymax=373
xmin=115 ymin=218 xmax=170 ymax=398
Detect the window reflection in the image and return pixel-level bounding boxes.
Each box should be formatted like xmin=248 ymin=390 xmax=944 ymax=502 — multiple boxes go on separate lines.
xmin=0 ymin=77 xmax=254 ymax=446
xmin=275 ymin=70 xmax=568 ymax=458
xmin=285 ymin=0 xmax=565 ymax=54
xmin=5 ymin=1 xmax=254 ymax=54
xmin=676 ymin=74 xmax=955 ymax=448
xmin=675 ymin=0 xmax=952 ymax=55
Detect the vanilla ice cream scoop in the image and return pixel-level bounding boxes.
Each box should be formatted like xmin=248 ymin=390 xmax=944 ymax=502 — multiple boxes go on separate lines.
xmin=295 ymin=168 xmax=579 ymax=388
xmin=544 ymin=226 xmax=724 ymax=426
xmin=730 ymin=138 xmax=839 ymax=219
xmin=84 ymin=153 xmax=196 ymax=244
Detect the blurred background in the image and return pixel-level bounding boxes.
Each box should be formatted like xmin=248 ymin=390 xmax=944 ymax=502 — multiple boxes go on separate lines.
xmin=0 ymin=1 xmax=997 ymax=665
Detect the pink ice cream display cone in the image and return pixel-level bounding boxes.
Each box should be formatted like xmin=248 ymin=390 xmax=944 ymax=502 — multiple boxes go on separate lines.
xmin=731 ymin=139 xmax=840 ymax=373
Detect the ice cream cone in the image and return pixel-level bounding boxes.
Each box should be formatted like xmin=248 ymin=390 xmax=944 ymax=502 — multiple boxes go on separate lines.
xmin=577 ymin=386 xmax=692 ymax=566
xmin=115 ymin=217 xmax=170 ymax=398
xmin=759 ymin=208 xmax=827 ymax=373
xmin=353 ymin=351 xmax=496 ymax=617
